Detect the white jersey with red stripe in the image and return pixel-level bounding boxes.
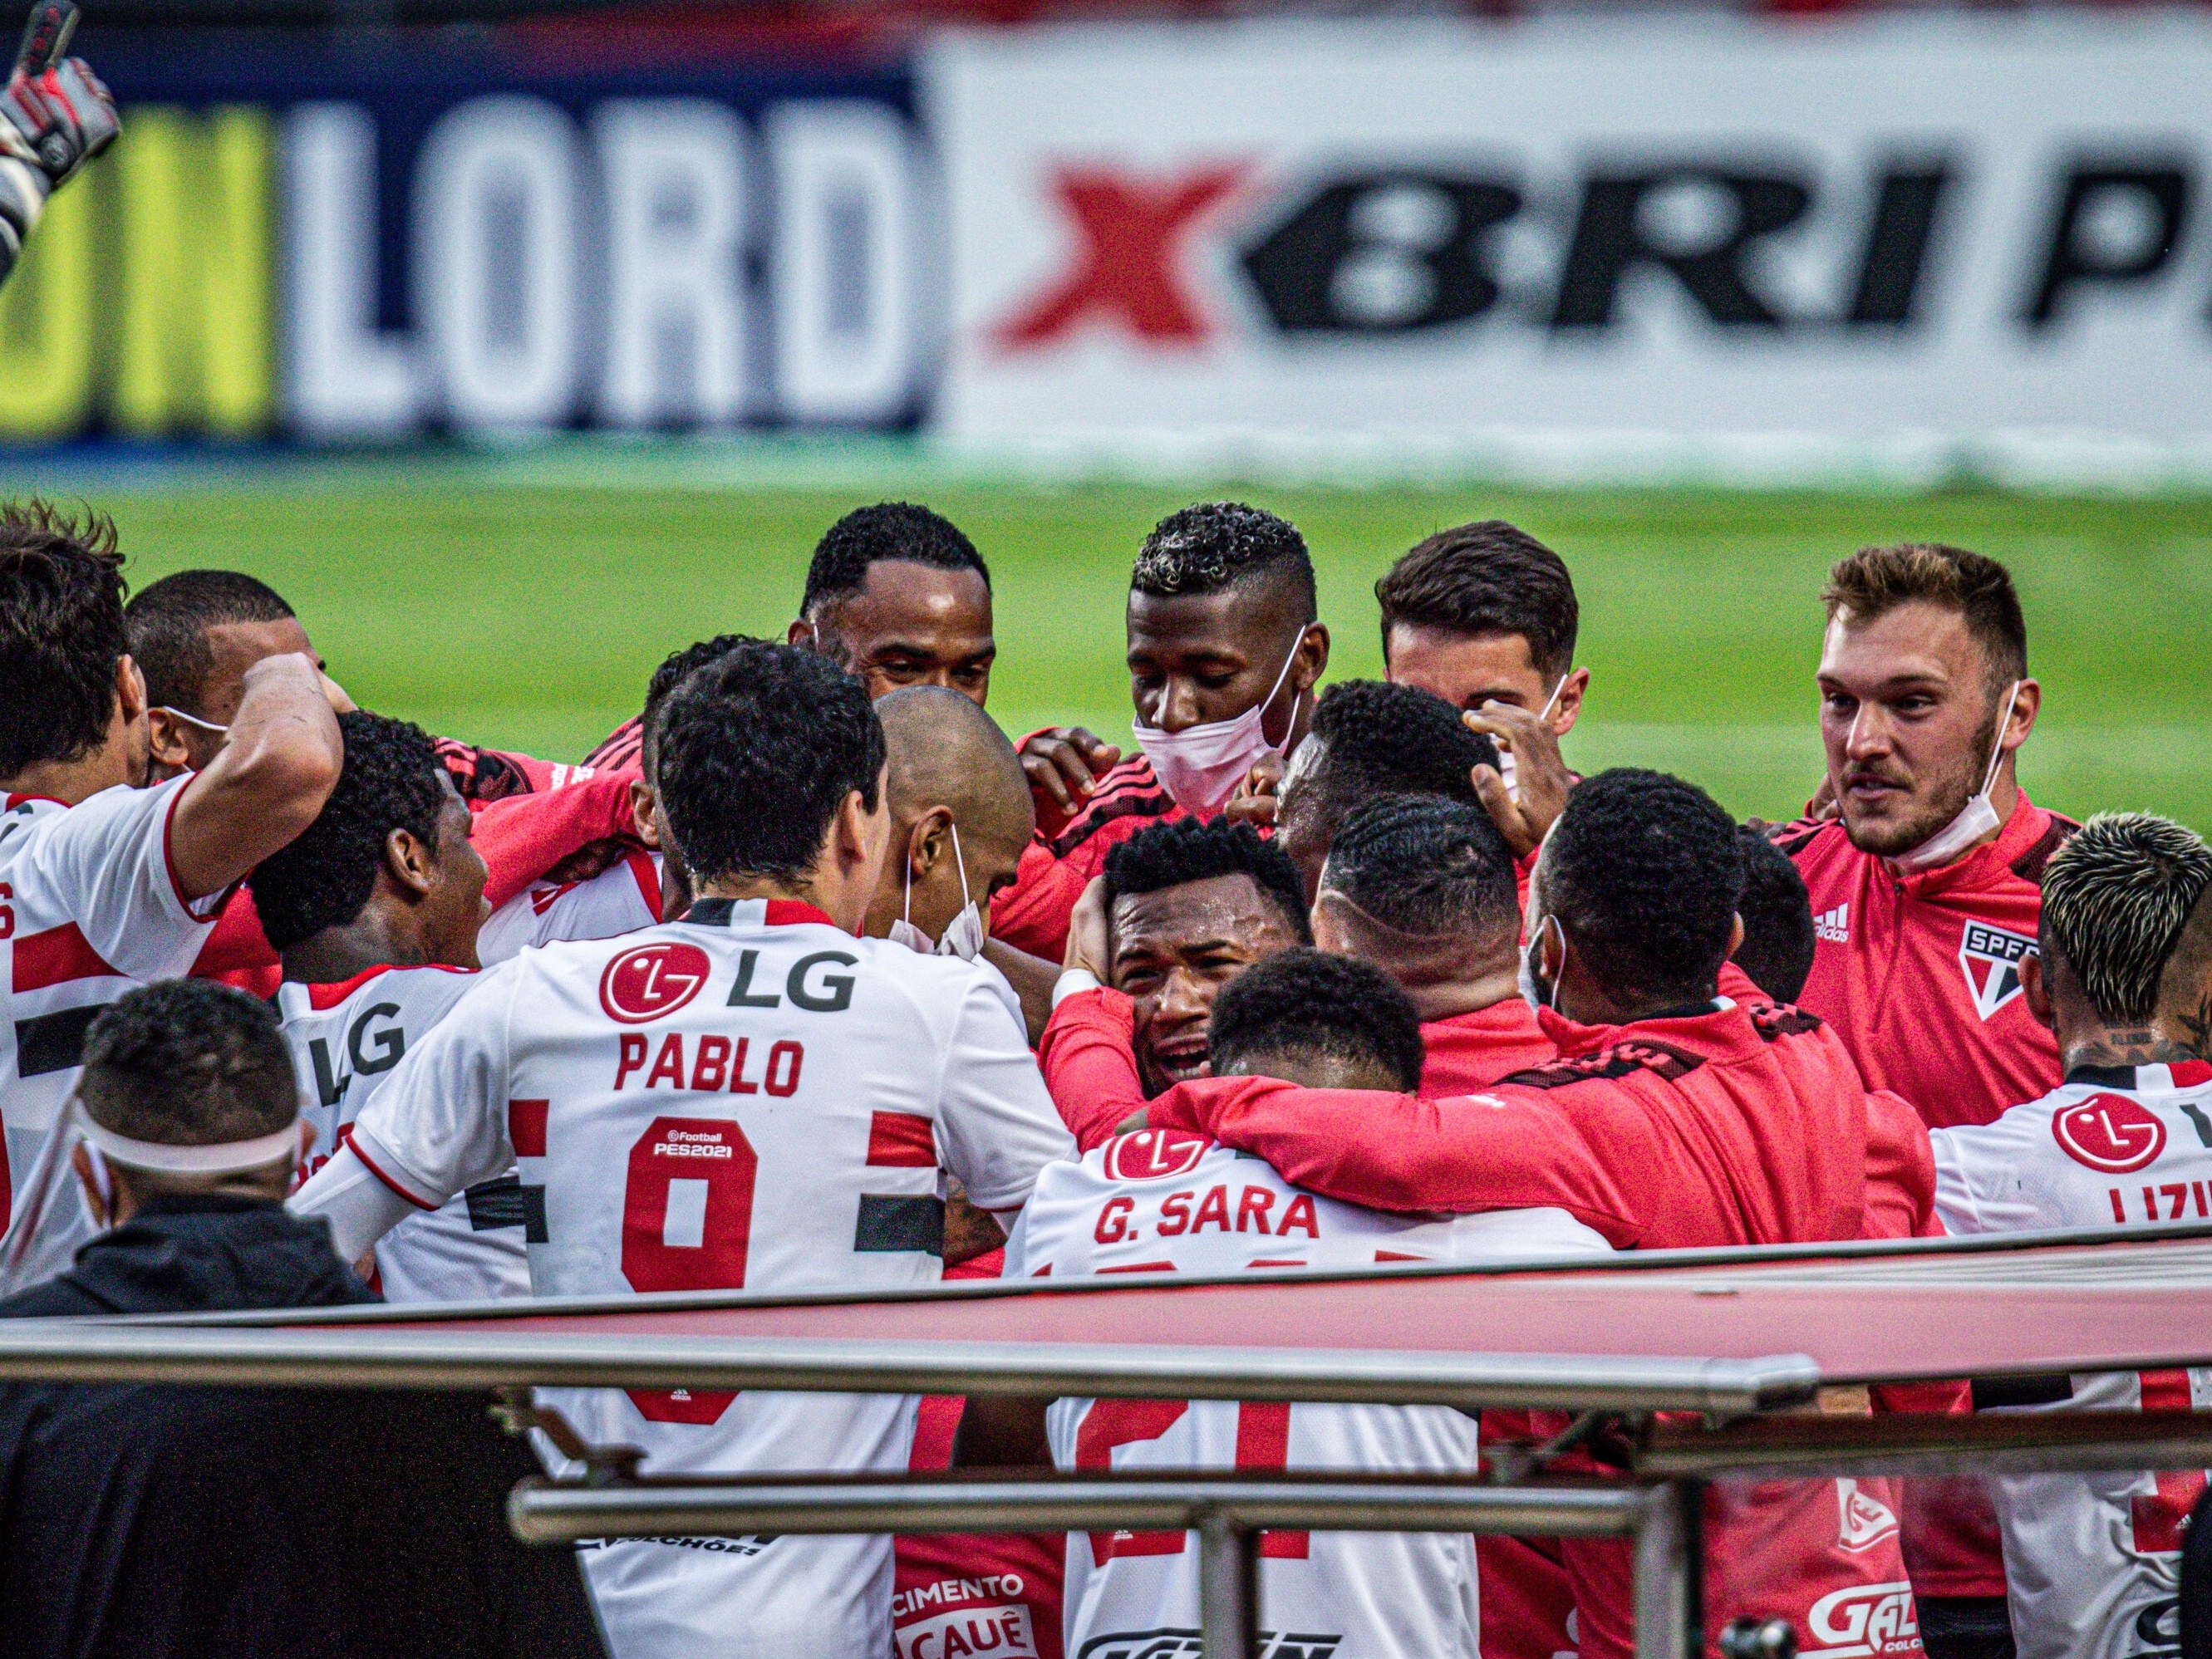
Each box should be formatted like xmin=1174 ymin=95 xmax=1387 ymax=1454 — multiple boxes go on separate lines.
xmin=0 ymin=779 xmax=224 ymax=1292
xmin=331 ymin=896 xmax=1075 ymax=1659
xmin=477 ymin=848 xmax=662 ymax=966
xmin=274 ymin=965 xmax=531 ymax=1305
xmin=1931 ymin=1059 xmax=2212 ymax=1659
xmin=1002 ymin=1129 xmax=1610 ymax=1659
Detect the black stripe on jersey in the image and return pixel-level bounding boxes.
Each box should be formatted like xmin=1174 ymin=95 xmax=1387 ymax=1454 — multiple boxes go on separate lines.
xmin=684 ymin=898 xmax=737 ymax=928
xmin=14 ymin=1002 xmax=106 ymax=1077
xmin=465 ymin=1176 xmax=548 ymax=1242
xmin=1971 ymin=1373 xmax=2074 ymax=1411
xmin=2065 ymin=1063 xmax=2139 ymax=1089
xmin=853 ymin=1194 xmax=944 ymax=1255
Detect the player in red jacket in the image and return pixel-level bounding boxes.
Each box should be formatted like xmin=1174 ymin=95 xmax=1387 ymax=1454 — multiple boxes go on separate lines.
xmin=991 ymin=502 xmax=1329 ymax=963
xmin=1769 ymin=543 xmax=2073 ymax=1654
xmin=1140 ymin=768 xmax=1923 ymax=1659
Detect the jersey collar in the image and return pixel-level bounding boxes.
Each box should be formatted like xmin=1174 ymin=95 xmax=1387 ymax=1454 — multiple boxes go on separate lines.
xmin=1895 ymin=791 xmax=2052 ymax=898
xmin=2066 ymin=1058 xmax=2212 ymax=1092
xmin=683 ymin=896 xmax=843 ymax=932
xmin=1536 ymin=997 xmax=1756 ymax=1062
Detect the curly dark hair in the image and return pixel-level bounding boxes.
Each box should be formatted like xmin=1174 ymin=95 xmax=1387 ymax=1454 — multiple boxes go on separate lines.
xmin=248 ymin=712 xmax=446 ymax=951
xmin=79 ymin=979 xmax=298 ymax=1146
xmin=1542 ymin=768 xmax=1747 ymax=1009
xmin=1209 ymin=948 xmax=1424 ymax=1092
xmin=125 ymin=568 xmax=295 ymax=714
xmin=802 ymin=503 xmax=990 ymax=616
xmin=1324 ymin=793 xmax=1519 ymax=942
xmin=1733 ymin=824 xmax=1816 ymax=1004
xmin=640 ymin=634 xmax=758 ymax=776
xmin=656 ymin=641 xmax=886 ymax=883
xmin=0 ymin=498 xmax=126 ymax=778
xmin=1130 ymin=501 xmax=1315 ymax=615
xmin=1104 ymin=817 xmax=1312 ymax=944
xmin=1375 ymin=520 xmax=1578 ymax=681
xmin=1301 ymin=679 xmax=1497 ymax=820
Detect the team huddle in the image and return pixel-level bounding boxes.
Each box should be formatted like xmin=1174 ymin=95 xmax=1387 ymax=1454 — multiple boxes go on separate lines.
xmin=1 ymin=495 xmax=2207 ymax=1659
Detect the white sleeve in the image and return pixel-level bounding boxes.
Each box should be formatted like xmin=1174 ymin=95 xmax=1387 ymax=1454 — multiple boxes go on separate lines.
xmin=1928 ymin=1128 xmax=1988 ymax=1236
xmin=288 ymin=1145 xmax=422 ymax=1264
xmin=328 ymin=960 xmax=521 ymax=1210
xmin=999 ymin=1203 xmax=1038 ymax=1279
xmin=14 ymin=778 xmax=218 ymax=979
xmin=934 ymin=969 xmax=1077 ymax=1215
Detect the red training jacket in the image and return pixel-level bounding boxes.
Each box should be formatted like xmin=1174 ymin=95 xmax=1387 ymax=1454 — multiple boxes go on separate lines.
xmin=1142 ymin=1000 xmax=1921 ymax=1659
xmin=1777 ymin=792 xmax=2075 ymax=1602
xmin=991 ymin=753 xmax=1188 ymax=964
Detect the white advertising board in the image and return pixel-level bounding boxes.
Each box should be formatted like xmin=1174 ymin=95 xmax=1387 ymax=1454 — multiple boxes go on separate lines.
xmin=927 ymin=17 xmax=2212 ymax=474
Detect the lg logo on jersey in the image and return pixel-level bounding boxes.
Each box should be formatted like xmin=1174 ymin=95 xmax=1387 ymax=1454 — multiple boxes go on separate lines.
xmin=2053 ymin=1093 xmax=2168 ymax=1174
xmin=598 ymin=943 xmax=858 ymax=1024
xmin=601 ymin=943 xmax=712 ymax=1023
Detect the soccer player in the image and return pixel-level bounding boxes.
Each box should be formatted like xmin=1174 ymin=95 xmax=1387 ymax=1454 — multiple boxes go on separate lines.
xmin=1374 ymin=520 xmax=1585 ymax=859
xmin=1768 ymin=544 xmax=2065 ymax=1652
xmin=1311 ymin=794 xmax=1556 ymax=1093
xmin=1140 ymin=768 xmax=1924 ymax=1659
xmin=991 ymin=501 xmax=1329 ymax=963
xmin=248 ymin=712 xmax=532 ymax=1303
xmin=0 ymin=502 xmax=342 ymax=1290
xmin=1266 ymin=677 xmax=1500 ymax=901
xmin=864 ymin=686 xmax=1035 ymax=965
xmin=0 ymin=3 xmax=116 ymax=289
xmin=1734 ymin=825 xmax=1818 ymax=1004
xmin=293 ymin=641 xmax=1075 ymax=1659
xmin=1040 ymin=817 xmax=1310 ymax=1150
xmin=1005 ymin=948 xmax=1605 ymax=1659
xmin=1928 ymin=814 xmax=2212 ymax=1659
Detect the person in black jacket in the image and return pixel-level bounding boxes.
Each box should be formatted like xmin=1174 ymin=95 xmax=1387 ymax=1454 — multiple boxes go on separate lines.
xmin=0 ymin=979 xmax=606 ymax=1659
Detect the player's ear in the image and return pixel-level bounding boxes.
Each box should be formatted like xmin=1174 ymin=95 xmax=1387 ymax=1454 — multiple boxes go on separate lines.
xmin=1295 ymin=621 xmax=1330 ymax=691
xmin=145 ymin=706 xmax=194 ymax=772
xmin=630 ymin=778 xmax=660 ymax=849
xmin=910 ymin=807 xmax=952 ymax=880
xmin=386 ymin=827 xmax=435 ymax=899
xmin=2022 ymin=950 xmax=2055 ymax=1030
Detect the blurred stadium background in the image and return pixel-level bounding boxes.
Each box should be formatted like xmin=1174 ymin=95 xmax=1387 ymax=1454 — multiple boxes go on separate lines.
xmin=3 ymin=0 xmax=2207 ymax=826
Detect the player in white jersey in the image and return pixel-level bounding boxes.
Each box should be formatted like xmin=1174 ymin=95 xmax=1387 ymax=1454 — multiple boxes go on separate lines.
xmin=1001 ymin=950 xmax=1610 ymax=1659
xmin=1929 ymin=814 xmax=2212 ymax=1659
xmin=0 ymin=503 xmax=342 ymax=1292
xmin=249 ymin=711 xmax=537 ymax=1303
xmin=295 ymin=641 xmax=1075 ymax=1659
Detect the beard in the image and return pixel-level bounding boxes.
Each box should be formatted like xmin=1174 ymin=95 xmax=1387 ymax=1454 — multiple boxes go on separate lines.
xmin=1840 ymin=701 xmax=2003 ymax=858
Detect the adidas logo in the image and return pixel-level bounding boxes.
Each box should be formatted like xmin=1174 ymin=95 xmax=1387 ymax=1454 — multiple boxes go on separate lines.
xmin=1816 ymin=903 xmax=1850 ymax=945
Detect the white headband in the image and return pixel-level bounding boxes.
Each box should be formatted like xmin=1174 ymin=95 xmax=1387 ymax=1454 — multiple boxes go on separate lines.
xmin=69 ymin=1098 xmax=299 ymax=1176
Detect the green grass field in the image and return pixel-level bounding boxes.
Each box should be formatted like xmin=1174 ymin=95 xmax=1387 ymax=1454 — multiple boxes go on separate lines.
xmin=52 ymin=453 xmax=2212 ymax=832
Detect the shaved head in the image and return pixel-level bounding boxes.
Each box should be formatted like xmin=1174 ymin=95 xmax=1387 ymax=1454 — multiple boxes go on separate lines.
xmin=866 ymin=686 xmax=1035 ymax=945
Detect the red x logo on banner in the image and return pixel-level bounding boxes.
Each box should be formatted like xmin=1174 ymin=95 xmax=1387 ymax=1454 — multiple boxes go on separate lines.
xmin=994 ymin=164 xmax=1248 ymax=349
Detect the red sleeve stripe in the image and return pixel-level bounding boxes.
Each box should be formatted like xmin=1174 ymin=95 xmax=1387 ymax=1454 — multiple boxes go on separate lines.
xmin=509 ymin=1099 xmax=550 ymax=1159
xmin=866 ymin=1111 xmax=937 ymax=1168
xmin=10 ymin=922 xmax=119 ymax=992
xmin=160 ymin=777 xmax=222 ymax=923
xmin=627 ymin=851 xmax=664 ymax=924
xmin=342 ymin=1131 xmax=437 ymax=1211
xmin=1097 ymin=1260 xmax=1177 ymax=1274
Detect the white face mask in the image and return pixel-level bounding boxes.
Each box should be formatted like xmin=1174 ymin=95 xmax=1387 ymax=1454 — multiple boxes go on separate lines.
xmin=1885 ymin=680 xmax=2021 ymax=876
xmin=1497 ymin=675 xmax=1568 ymax=801
xmin=1133 ymin=638 xmax=1305 ymax=819
xmin=888 ymin=820 xmax=986 ymax=961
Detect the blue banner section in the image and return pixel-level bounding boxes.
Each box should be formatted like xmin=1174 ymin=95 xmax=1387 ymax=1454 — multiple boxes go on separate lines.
xmin=0 ymin=35 xmax=927 ymax=442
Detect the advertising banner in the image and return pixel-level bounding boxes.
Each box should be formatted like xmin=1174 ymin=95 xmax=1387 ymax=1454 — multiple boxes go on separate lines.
xmin=0 ymin=41 xmax=931 ymax=441
xmin=929 ymin=17 xmax=2212 ymax=467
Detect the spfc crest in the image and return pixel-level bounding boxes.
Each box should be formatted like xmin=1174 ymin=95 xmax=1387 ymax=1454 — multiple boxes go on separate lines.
xmin=1959 ymin=922 xmax=2036 ymax=1020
